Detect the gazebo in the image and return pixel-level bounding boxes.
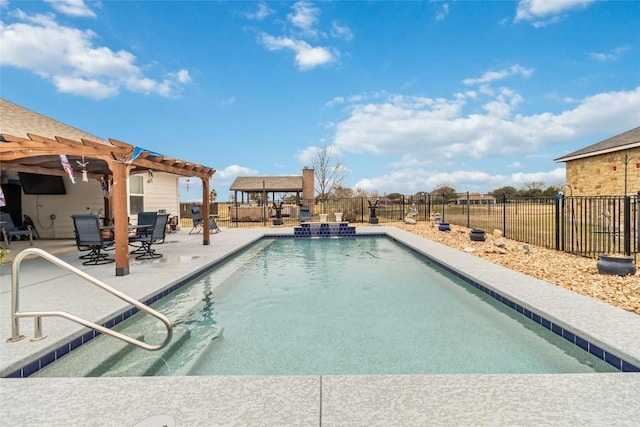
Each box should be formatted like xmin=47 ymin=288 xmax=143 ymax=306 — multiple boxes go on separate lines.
xmin=228 ymin=168 xmax=314 ymax=221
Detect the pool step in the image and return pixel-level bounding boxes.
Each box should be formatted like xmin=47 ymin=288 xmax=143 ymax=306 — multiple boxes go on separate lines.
xmin=94 ymin=328 xmax=192 ymax=377
xmin=179 ymin=325 xmax=225 ymax=375
xmin=31 ymin=333 xmax=144 ymax=378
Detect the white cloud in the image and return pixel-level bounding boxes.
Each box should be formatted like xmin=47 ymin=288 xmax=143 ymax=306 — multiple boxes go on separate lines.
xmin=463 ymin=65 xmax=533 ymax=86
xmin=331 ymin=21 xmax=353 ymax=41
xmin=219 ymin=96 xmax=236 ymax=106
xmin=244 ymin=2 xmax=272 ymax=20
xmin=214 ymin=165 xmax=260 ymax=181
xmin=332 ymin=87 xmax=640 ymax=192
xmin=353 ymin=167 xmax=566 ymax=195
xmin=53 ymin=75 xmax=118 ymax=98
xmin=258 ymin=33 xmax=337 ymax=70
xmin=587 ymin=46 xmax=629 ymax=62
xmin=0 ymin=11 xmax=191 ymax=99
xmin=288 ymin=1 xmax=321 ymax=38
xmin=434 ymin=2 xmax=450 ymax=21
xmin=515 ymin=0 xmax=594 ymax=26
xmin=252 ymin=1 xmax=344 ymax=71
xmin=44 ymin=0 xmax=96 ymax=18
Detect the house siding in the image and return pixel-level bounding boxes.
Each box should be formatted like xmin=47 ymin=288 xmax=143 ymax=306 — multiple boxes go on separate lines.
xmin=138 ymin=172 xmax=180 ymax=221
xmin=566 ymin=147 xmax=640 ymax=196
xmin=21 ymin=177 xmax=104 ymax=239
xmin=18 ymin=173 xmax=180 ymax=237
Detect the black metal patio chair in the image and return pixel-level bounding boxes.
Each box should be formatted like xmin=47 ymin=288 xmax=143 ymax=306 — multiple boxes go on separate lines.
xmin=130 ymin=211 xmax=158 ymax=254
xmin=189 ymin=206 xmax=203 ymax=234
xmin=128 ymin=213 xmax=169 ymax=260
xmin=71 ymin=214 xmax=114 ymax=265
xmin=1 ymin=212 xmax=34 ymax=247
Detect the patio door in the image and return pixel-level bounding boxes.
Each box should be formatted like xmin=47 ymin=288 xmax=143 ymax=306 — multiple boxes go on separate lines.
xmin=0 ymin=183 xmax=22 ymax=226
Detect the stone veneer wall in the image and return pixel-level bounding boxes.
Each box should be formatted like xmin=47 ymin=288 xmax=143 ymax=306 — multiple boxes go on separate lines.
xmin=565 ymin=147 xmax=640 ymax=196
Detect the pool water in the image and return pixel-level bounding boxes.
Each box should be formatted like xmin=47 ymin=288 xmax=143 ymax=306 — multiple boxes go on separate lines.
xmin=38 ymin=237 xmax=617 ymax=377
xmin=155 ymin=238 xmax=615 ymax=375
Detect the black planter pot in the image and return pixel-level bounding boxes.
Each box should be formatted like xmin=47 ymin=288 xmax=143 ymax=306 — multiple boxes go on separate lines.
xmin=438 ymin=223 xmax=450 ymax=232
xmin=596 ymin=254 xmax=637 ymax=276
xmin=470 ymin=229 xmax=486 ymax=241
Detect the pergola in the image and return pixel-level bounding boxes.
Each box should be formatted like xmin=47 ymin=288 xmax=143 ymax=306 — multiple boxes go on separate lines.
xmin=0 ymin=132 xmax=215 ymax=276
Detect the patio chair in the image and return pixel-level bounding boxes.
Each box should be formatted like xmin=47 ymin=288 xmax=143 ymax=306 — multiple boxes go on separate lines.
xmin=130 ymin=211 xmax=158 ymax=253
xmin=209 ymin=216 xmax=222 ymax=234
xmin=299 ymin=206 xmax=311 ymax=222
xmin=136 ymin=212 xmax=157 ymax=236
xmin=189 ymin=206 xmax=204 ymax=234
xmin=128 ymin=213 xmax=169 ymax=260
xmin=71 ymin=214 xmax=114 ymax=265
xmin=1 ymin=212 xmax=34 ymax=247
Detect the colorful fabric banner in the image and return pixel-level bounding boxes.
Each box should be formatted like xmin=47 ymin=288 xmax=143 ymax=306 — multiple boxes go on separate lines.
xmin=100 ymin=176 xmax=109 ymax=199
xmin=59 ymin=154 xmax=75 ymax=184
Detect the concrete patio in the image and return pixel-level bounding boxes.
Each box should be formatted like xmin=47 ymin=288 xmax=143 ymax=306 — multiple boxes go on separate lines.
xmin=1 ymin=226 xmax=639 ymax=426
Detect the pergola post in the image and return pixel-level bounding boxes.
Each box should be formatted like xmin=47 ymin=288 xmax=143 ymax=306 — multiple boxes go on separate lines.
xmin=110 ymin=161 xmax=132 ymax=276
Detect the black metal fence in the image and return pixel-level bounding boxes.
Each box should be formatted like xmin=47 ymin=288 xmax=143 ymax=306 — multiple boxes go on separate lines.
xmin=181 ymin=193 xmax=639 ymax=259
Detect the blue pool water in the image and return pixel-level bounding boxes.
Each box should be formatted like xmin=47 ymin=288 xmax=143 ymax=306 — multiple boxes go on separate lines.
xmin=37 ymin=237 xmax=617 ymax=376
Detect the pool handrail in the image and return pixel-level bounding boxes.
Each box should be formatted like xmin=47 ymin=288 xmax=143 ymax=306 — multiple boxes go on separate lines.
xmin=7 ymin=248 xmax=173 ymax=351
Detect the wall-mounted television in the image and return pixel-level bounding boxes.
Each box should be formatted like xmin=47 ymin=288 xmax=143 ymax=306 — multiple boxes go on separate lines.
xmin=18 ymin=172 xmax=67 ymax=195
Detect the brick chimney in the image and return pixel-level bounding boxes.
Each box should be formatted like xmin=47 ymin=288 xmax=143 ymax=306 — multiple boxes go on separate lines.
xmin=302 ymin=167 xmax=314 ymax=202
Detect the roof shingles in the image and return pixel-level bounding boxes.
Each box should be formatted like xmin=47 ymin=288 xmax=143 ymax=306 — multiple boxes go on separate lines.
xmin=555 ymin=127 xmax=640 ymax=162
xmin=230 ymin=176 xmax=303 ymax=192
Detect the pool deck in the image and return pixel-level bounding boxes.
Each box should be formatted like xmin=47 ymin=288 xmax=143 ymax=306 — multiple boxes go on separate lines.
xmin=1 ymin=226 xmax=639 ymax=426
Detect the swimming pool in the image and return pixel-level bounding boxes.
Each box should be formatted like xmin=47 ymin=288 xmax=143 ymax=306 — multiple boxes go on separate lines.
xmin=34 ymin=236 xmax=617 ymax=377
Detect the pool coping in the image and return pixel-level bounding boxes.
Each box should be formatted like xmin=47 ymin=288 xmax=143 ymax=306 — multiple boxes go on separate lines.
xmin=1 ymin=226 xmax=639 ymax=425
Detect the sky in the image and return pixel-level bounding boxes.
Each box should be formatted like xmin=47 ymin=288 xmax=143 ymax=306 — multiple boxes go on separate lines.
xmin=1 ymin=0 xmax=639 ymax=202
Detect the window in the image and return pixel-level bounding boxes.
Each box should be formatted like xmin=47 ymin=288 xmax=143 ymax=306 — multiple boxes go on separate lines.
xmin=129 ymin=175 xmax=144 ymax=215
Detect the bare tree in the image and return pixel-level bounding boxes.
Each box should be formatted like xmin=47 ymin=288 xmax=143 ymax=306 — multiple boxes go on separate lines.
xmin=523 ymin=181 xmax=545 ymax=191
xmin=310 ymin=144 xmax=348 ymax=200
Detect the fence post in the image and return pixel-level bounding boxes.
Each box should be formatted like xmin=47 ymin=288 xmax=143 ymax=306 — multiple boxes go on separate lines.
xmin=442 ymin=194 xmax=446 ymax=222
xmin=554 ymin=194 xmax=561 ymax=251
xmin=624 ymin=195 xmax=631 ymax=255
xmin=466 ymin=191 xmax=470 ymax=228
xmin=427 ymin=194 xmax=431 ymax=221
xmin=502 ymin=193 xmax=507 ymax=238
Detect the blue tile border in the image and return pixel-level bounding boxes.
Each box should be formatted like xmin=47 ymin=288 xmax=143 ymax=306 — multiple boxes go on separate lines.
xmin=7 ymin=232 xmax=638 ymax=377
xmin=397 ymin=239 xmax=639 ymax=373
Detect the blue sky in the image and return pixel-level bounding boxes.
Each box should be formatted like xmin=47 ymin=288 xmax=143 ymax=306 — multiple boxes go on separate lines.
xmin=1 ymin=0 xmax=639 ymax=201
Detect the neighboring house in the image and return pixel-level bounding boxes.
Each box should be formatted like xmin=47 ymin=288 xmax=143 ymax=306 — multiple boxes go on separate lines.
xmin=454 ymin=193 xmax=496 ymax=205
xmin=554 ymin=127 xmax=640 ymax=196
xmin=0 ymin=98 xmax=215 ymax=275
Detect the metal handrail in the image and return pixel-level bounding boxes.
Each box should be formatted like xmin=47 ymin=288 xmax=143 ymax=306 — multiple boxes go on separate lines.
xmin=7 ymin=248 xmax=173 ymax=351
